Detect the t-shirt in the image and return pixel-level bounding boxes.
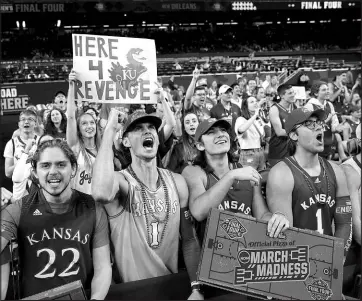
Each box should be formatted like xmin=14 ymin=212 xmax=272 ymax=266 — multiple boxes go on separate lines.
xmin=184 ymin=103 xmax=210 ymax=122
xmin=235 ymin=117 xmax=265 ymax=149
xmin=3 ymin=135 xmax=39 ymax=167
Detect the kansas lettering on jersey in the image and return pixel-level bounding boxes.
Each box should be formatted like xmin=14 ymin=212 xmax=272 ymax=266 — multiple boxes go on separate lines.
xmin=108 ymin=167 xmax=180 ymax=283
xmin=269 ymin=103 xmax=297 ymax=160
xmin=17 ymin=190 xmax=95 ymax=298
xmin=72 ymin=149 xmax=96 ymax=195
xmin=283 ymin=157 xmax=337 ymax=236
xmin=196 ymin=163 xmax=254 ymax=242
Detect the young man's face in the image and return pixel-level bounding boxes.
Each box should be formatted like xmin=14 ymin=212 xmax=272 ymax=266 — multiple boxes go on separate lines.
xmin=199 ymin=126 xmax=230 ymax=155
xmin=19 ymin=113 xmax=37 ymax=134
xmin=34 ymin=147 xmax=75 ymax=197
xmin=317 ymin=84 xmax=330 ymax=101
xmin=194 ymin=89 xmax=206 ymax=107
xmin=339 ymin=73 xmax=347 ymax=85
xmin=282 ymin=88 xmax=296 ymax=104
xmin=291 ymin=116 xmax=325 ymax=154
xmin=351 ymin=109 xmax=361 ymax=119
xmin=54 ymin=94 xmax=66 ymax=111
xmin=123 ymin=122 xmax=159 ymax=160
xmin=248 ymin=80 xmax=256 ymax=91
xmin=233 ymin=85 xmax=241 ymax=96
xmin=220 ymin=89 xmax=233 ymax=103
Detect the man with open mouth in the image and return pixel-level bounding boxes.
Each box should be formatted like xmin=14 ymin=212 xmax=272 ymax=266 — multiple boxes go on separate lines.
xmin=267 ymin=107 xmax=352 ymax=263
xmin=92 ymin=103 xmax=203 ymax=300
xmin=1 ymin=139 xmax=112 ymax=299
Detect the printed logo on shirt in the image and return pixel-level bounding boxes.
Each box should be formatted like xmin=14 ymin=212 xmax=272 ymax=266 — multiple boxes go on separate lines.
xmin=33 ymin=209 xmax=42 ymax=216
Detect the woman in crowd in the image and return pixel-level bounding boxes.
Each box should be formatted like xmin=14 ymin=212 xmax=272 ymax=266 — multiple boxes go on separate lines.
xmin=167 ymin=112 xmax=199 ymax=174
xmin=66 ymin=70 xmax=102 ymax=195
xmin=44 ymin=108 xmax=67 ymax=139
xmin=255 ymin=86 xmax=270 ymax=124
xmin=235 ymin=96 xmax=266 ymax=171
xmin=207 ymin=80 xmax=218 ymax=102
xmin=11 ymin=134 xmax=54 ymax=201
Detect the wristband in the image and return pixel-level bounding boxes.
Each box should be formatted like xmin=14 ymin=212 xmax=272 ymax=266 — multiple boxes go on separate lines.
xmin=273 ymin=211 xmax=286 ymax=218
xmin=21 ymin=150 xmax=29 ymax=155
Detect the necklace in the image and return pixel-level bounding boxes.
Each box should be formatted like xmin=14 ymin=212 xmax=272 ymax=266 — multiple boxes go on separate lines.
xmin=290 ymin=156 xmax=331 ymax=202
xmin=128 ymin=165 xmax=171 ymax=248
xmin=85 ymin=145 xmax=96 ymax=150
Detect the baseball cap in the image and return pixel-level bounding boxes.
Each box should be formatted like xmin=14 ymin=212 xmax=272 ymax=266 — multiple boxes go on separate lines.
xmin=218 ymin=85 xmax=232 ymax=95
xmin=285 ymin=107 xmax=326 ymax=134
xmin=54 ymin=90 xmax=66 ymax=98
xmin=122 ymin=111 xmax=162 ymax=137
xmin=196 ymin=78 xmax=208 ymax=87
xmin=195 ymin=118 xmax=231 ymax=142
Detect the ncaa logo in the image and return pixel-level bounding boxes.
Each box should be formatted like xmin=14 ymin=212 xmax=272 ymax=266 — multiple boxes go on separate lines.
xmin=237 ymin=250 xmax=250 ymax=264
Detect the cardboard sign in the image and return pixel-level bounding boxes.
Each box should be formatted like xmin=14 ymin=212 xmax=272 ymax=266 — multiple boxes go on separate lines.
xmin=293 ymin=86 xmax=307 ymax=100
xmin=72 ymin=34 xmax=158 ymax=104
xmin=198 ymin=209 xmax=344 ymax=300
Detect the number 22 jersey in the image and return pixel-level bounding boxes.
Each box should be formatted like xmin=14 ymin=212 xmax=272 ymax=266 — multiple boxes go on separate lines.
xmin=17 ymin=190 xmax=96 ymax=298
xmin=283 ymin=156 xmax=337 ymax=236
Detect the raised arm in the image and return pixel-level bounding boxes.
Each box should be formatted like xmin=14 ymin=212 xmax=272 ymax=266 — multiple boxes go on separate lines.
xmin=184 ymin=68 xmax=200 ymax=110
xmin=235 ymin=109 xmax=260 ymax=135
xmin=159 ymin=90 xmax=176 ymax=141
xmin=66 ymin=70 xmax=80 ymax=149
xmin=92 ymin=109 xmax=128 ymax=203
xmin=342 ymin=164 xmax=361 ymax=245
xmin=269 ymin=105 xmax=287 ymax=137
xmin=266 ymin=162 xmax=294 ymax=226
xmin=328 ymin=82 xmax=342 ymax=103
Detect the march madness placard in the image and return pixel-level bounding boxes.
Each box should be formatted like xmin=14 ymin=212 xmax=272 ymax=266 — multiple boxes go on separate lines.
xmin=72 ymin=34 xmax=158 ymax=104
xmin=198 ymin=209 xmax=344 ymax=300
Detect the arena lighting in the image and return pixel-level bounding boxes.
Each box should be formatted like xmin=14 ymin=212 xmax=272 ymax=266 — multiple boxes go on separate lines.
xmin=57 ymin=20 xmax=61 ymax=27
xmin=103 ymin=25 xmax=109 ymax=27
xmin=232 ymin=2 xmax=257 ymax=11
xmin=22 ymin=21 xmax=26 ymax=28
xmin=124 ymin=13 xmax=127 ymax=16
xmin=16 ymin=21 xmax=20 ymax=28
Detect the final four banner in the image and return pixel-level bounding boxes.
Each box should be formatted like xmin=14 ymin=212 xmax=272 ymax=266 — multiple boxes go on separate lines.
xmin=72 ymin=34 xmax=158 ymax=104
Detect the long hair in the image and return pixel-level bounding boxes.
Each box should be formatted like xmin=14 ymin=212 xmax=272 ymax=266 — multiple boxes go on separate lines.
xmin=181 ymin=112 xmax=199 ymax=164
xmin=76 ymin=112 xmax=102 ymax=173
xmin=193 ymin=149 xmax=237 ymax=174
xmin=240 ymin=97 xmax=252 ymax=120
xmin=44 ymin=108 xmax=67 ymax=136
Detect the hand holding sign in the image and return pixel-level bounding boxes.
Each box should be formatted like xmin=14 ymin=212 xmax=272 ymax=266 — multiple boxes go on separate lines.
xmin=72 ymin=34 xmax=158 ymax=104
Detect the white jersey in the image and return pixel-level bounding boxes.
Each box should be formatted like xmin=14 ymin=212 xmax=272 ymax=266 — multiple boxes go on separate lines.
xmin=72 ymin=149 xmax=96 ymax=195
xmin=106 ymin=167 xmax=180 ymax=283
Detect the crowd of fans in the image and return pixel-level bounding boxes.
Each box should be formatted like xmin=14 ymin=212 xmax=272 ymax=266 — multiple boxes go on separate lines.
xmin=1 ymin=67 xmax=361 ymax=299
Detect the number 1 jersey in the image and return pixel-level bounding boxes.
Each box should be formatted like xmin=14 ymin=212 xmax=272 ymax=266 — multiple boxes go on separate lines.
xmin=283 ymin=156 xmax=337 ymax=236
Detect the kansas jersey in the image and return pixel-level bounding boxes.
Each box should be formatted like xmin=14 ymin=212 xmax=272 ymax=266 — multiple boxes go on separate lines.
xmin=72 ymin=149 xmax=96 ymax=195
xmin=197 ymin=163 xmax=254 ymax=242
xmin=283 ymin=156 xmax=337 ymax=236
xmin=269 ymin=103 xmax=297 ymax=160
xmin=3 ymin=135 xmax=39 ymax=166
xmin=17 ymin=190 xmax=96 ymax=298
xmin=106 ymin=167 xmax=180 ymax=283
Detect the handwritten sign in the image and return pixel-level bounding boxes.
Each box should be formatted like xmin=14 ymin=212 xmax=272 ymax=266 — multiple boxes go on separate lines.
xmin=198 ymin=209 xmax=344 ymax=300
xmin=72 ymin=34 xmax=158 ymax=104
xmin=293 ymin=86 xmax=307 ymax=100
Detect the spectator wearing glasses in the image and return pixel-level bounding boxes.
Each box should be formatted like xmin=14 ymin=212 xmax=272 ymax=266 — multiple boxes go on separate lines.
xmin=4 ymin=109 xmax=40 ymax=178
xmin=267 ymin=108 xmax=352 ymax=263
xmin=268 ymin=84 xmax=297 ymax=167
xmin=44 ymin=108 xmax=67 ymax=140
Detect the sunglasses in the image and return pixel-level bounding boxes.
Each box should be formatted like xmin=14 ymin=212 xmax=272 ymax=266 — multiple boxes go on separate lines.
xmin=296 ymin=120 xmax=325 ymax=131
